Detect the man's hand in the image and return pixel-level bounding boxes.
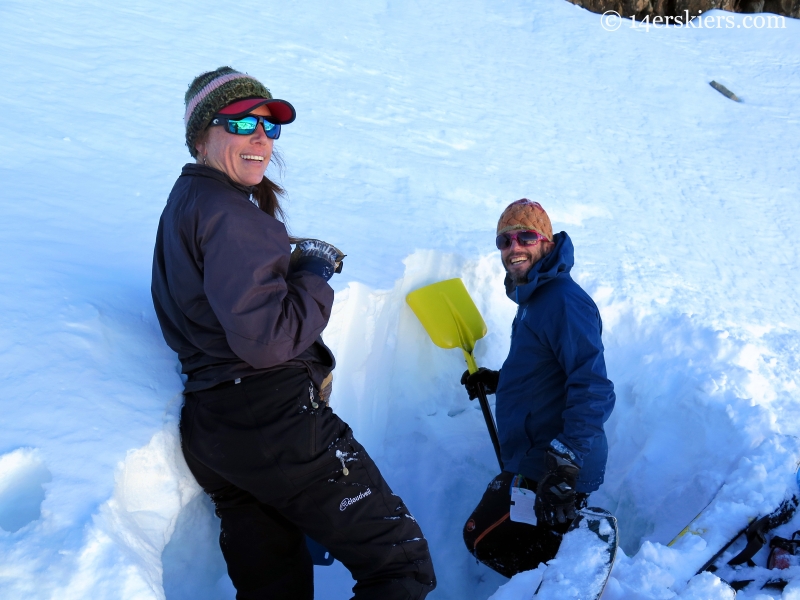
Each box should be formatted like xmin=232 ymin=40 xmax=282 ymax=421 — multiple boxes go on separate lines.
xmin=290 ymin=239 xmax=346 ymax=280
xmin=460 ymin=368 xmax=500 ymax=400
xmin=534 ymin=446 xmax=581 ymax=530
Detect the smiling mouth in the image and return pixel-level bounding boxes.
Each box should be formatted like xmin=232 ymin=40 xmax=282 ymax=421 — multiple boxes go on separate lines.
xmin=241 ymin=154 xmax=265 ymax=161
xmin=509 ymin=256 xmax=528 ymax=265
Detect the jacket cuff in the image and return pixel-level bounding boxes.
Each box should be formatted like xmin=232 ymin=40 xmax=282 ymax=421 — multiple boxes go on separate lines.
xmin=552 ymin=437 xmax=582 ymax=467
xmin=293 ymin=256 xmax=334 ymax=281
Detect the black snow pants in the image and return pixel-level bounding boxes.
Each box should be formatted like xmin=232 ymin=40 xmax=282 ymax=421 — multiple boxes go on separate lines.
xmin=180 ymin=368 xmax=436 ymax=600
xmin=462 ymin=472 xmax=587 ymax=578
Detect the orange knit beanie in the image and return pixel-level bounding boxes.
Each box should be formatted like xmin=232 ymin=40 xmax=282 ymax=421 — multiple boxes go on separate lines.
xmin=496 ymin=199 xmax=553 ymax=241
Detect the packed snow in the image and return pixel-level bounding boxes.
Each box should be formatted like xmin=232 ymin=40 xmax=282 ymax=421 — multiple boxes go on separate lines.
xmin=1 ymin=0 xmax=799 ymax=598
xmin=531 ymin=510 xmax=616 ymax=599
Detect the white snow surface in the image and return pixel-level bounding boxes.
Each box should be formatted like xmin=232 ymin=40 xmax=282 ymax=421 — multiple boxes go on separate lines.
xmin=1 ymin=0 xmax=799 ymax=598
xmin=530 ymin=512 xmax=614 ymax=599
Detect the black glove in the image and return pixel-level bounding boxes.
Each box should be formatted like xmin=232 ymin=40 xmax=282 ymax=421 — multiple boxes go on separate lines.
xmin=460 ymin=368 xmax=500 ymax=400
xmin=290 ymin=239 xmax=346 ymax=281
xmin=534 ymin=446 xmax=581 ymax=530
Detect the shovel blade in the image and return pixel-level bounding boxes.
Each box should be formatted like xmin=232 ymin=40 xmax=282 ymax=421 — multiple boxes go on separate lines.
xmin=406 ymin=278 xmax=487 ymax=355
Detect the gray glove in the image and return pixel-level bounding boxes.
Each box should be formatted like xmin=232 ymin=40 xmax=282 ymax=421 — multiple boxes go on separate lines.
xmin=290 ymin=239 xmax=346 ymax=280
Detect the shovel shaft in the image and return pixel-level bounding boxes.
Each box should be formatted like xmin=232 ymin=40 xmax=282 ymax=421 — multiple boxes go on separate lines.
xmin=476 ymin=382 xmax=504 ymax=472
xmin=462 ymin=349 xmax=479 ymax=375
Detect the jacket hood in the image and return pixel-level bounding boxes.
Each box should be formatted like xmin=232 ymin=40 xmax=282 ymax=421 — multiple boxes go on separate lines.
xmin=504 ymin=231 xmax=574 ymax=304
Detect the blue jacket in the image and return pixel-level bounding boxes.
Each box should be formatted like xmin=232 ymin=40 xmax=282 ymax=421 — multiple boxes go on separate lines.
xmin=495 ymin=232 xmax=615 ymax=492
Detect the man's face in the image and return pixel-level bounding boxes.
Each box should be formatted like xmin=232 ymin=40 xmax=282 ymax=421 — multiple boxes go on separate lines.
xmin=500 ymin=233 xmax=555 ymax=285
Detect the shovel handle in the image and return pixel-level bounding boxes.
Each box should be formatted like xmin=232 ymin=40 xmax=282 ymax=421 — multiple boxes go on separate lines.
xmin=476 ymin=384 xmax=504 ymax=472
xmin=462 ymin=349 xmax=504 ymax=471
xmin=462 ymin=349 xmax=479 ymax=375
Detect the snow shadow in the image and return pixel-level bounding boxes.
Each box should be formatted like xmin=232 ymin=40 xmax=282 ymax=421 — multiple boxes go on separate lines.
xmin=162 ymin=492 xmax=235 ymax=600
xmin=0 ymin=448 xmax=52 ymax=533
xmin=592 ymin=306 xmax=777 ymax=554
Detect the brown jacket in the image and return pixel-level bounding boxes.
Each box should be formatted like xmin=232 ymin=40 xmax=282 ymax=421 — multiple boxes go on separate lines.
xmin=151 ymin=164 xmax=334 ymax=392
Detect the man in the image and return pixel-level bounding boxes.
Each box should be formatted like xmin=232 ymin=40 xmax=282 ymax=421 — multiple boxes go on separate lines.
xmin=461 ymin=199 xmax=616 ymax=577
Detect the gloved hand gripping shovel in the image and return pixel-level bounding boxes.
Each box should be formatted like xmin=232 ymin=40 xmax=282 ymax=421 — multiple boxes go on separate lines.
xmin=406 ymin=278 xmax=504 ymax=471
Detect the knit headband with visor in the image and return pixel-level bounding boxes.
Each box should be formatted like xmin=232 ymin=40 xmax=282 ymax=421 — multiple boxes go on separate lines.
xmin=183 ymin=66 xmax=296 ymax=158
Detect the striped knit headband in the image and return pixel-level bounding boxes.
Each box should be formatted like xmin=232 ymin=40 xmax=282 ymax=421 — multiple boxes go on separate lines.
xmin=184 ymin=72 xmax=259 ymax=126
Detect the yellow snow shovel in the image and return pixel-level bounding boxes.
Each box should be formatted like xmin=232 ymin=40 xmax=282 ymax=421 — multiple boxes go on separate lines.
xmin=406 ymin=279 xmax=504 ymax=470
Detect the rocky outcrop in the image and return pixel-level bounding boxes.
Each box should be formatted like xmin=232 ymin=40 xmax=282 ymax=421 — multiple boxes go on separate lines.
xmin=567 ymin=0 xmax=799 ymax=20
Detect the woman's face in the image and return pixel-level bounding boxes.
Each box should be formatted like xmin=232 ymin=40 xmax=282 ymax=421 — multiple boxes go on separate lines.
xmin=195 ymin=105 xmax=274 ymax=187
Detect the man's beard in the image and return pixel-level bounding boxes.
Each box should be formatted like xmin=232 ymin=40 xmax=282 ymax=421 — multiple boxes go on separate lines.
xmin=503 ymin=253 xmax=533 ymax=286
xmin=513 ymin=273 xmax=528 ymax=285
xmin=510 ymin=271 xmax=529 ymax=286
xmin=503 ymin=240 xmax=554 ymax=287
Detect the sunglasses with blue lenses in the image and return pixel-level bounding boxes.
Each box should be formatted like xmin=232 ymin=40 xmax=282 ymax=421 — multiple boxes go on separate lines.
xmin=210 ymin=114 xmax=281 ymax=139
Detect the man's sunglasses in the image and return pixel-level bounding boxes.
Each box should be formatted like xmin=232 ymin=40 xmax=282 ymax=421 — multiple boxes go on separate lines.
xmin=495 ymin=230 xmax=547 ymax=250
xmin=210 ymin=114 xmax=281 ymax=139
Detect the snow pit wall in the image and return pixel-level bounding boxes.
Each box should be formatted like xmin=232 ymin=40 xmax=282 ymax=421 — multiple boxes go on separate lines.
xmin=6 ymin=249 xmax=796 ymax=600
xmin=324 ymin=249 xmax=799 ymax=599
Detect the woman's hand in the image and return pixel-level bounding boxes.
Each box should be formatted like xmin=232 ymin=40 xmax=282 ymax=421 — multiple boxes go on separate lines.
xmin=290 ymin=239 xmax=346 ymax=280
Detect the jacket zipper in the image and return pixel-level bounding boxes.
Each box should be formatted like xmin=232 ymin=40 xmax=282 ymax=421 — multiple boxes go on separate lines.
xmin=309 ymin=384 xmax=318 ymax=454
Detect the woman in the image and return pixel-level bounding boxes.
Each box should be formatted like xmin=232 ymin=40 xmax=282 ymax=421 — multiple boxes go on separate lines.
xmin=151 ymin=67 xmax=436 ymax=600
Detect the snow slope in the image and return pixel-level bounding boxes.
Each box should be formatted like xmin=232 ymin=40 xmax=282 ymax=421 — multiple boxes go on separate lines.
xmin=1 ymin=0 xmax=799 ymax=598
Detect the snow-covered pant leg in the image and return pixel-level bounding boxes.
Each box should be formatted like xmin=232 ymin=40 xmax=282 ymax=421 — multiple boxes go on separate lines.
xmin=275 ymin=430 xmax=434 ymax=600
xmin=462 ymin=472 xmax=563 ymax=578
xmin=180 ymin=368 xmax=436 ymax=600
